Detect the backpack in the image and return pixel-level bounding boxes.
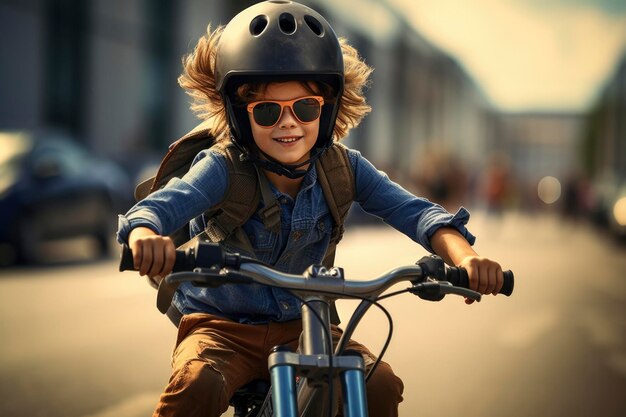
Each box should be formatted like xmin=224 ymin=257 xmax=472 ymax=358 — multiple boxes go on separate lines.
xmin=135 ymin=123 xmax=356 ymax=323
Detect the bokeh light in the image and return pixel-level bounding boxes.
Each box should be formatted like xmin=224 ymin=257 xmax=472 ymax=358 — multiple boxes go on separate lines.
xmin=537 ymin=176 xmax=562 ymax=204
xmin=613 ymin=196 xmax=626 ymax=226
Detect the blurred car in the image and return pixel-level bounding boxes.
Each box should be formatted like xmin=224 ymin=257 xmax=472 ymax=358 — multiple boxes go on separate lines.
xmin=0 ymin=130 xmax=133 ymax=265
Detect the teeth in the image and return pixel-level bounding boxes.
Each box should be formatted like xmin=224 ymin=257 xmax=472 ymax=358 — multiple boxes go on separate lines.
xmin=275 ymin=137 xmax=300 ymax=143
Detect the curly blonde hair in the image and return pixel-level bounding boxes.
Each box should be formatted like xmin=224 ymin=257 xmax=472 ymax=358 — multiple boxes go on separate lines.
xmin=178 ymin=25 xmax=372 ymax=142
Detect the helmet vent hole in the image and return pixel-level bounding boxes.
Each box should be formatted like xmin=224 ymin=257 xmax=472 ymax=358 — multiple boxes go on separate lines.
xmin=304 ymin=15 xmax=324 ymax=37
xmin=250 ymin=15 xmax=268 ymax=36
xmin=279 ymin=13 xmax=297 ymax=34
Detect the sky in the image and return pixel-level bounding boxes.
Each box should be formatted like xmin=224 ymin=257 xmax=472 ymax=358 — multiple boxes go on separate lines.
xmin=387 ymin=0 xmax=626 ymax=112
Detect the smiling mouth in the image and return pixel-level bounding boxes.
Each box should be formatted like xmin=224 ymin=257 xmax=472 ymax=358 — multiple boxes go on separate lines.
xmin=273 ymin=136 xmax=302 ymax=143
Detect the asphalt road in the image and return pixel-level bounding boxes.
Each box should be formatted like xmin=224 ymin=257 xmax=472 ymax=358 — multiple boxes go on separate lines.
xmin=0 ymin=211 xmax=624 ymax=417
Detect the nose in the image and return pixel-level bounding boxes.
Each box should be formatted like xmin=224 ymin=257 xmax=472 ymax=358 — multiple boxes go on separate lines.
xmin=278 ymin=106 xmax=298 ymax=128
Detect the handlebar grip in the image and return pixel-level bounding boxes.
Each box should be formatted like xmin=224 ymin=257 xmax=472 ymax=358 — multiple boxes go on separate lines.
xmin=119 ymin=244 xmax=135 ymax=271
xmin=118 ymin=244 xmax=194 ymax=272
xmin=446 ymin=267 xmax=514 ymax=296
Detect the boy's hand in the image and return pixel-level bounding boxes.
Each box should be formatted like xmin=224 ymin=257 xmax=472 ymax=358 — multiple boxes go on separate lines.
xmin=457 ymin=256 xmax=503 ymax=304
xmin=128 ymin=227 xmax=176 ymax=283
xmin=430 ymin=227 xmax=504 ymax=304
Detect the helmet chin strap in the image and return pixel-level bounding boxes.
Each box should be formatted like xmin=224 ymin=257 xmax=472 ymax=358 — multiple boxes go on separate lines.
xmin=238 ymin=140 xmax=331 ymax=180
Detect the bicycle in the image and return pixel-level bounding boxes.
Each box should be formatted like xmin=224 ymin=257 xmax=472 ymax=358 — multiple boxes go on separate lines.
xmin=120 ymin=241 xmax=514 ymax=417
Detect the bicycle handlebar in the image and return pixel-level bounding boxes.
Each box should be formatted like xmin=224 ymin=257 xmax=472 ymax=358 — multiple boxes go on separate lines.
xmin=119 ymin=240 xmax=242 ymax=273
xmin=119 ymin=242 xmax=514 ymax=299
xmin=446 ymin=265 xmax=514 ymax=296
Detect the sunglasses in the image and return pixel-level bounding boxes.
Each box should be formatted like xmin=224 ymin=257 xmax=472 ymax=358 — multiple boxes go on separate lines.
xmin=247 ymin=96 xmax=324 ymax=128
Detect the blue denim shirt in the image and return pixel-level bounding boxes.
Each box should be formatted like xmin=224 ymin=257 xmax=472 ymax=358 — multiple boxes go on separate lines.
xmin=117 ymin=147 xmax=475 ymax=323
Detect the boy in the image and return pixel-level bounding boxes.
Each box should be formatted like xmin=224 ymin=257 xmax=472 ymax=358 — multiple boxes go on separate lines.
xmin=117 ymin=2 xmax=504 ymax=416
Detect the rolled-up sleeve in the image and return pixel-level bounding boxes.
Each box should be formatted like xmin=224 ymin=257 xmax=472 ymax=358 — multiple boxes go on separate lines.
xmin=116 ymin=149 xmax=229 ymax=244
xmin=349 ymin=149 xmax=475 ymax=253
xmin=420 ymin=206 xmax=475 ymax=252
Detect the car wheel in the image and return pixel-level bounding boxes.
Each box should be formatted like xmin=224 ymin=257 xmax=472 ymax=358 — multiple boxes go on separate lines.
xmin=95 ymin=228 xmax=113 ymax=258
xmin=15 ymin=216 xmax=42 ymax=264
xmin=94 ymin=199 xmax=116 ymax=259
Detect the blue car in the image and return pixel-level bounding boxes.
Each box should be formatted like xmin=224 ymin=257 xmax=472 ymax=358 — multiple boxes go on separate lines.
xmin=0 ymin=130 xmax=133 ymax=265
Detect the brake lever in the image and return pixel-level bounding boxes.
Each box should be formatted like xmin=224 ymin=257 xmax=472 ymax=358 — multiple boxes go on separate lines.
xmin=441 ymin=284 xmax=482 ymax=302
xmin=165 ymin=268 xmax=254 ymax=288
xmin=409 ymin=281 xmax=446 ymax=301
xmin=165 ymin=268 xmax=223 ymax=287
xmin=408 ymin=280 xmax=481 ymax=302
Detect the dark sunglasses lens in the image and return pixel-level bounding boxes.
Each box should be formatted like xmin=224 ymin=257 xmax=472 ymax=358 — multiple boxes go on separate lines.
xmin=293 ymin=98 xmax=322 ymax=122
xmin=253 ymin=102 xmax=281 ymax=126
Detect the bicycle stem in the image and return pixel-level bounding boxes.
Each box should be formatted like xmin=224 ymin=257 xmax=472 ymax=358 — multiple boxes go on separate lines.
xmin=267 ymin=264 xmax=370 ymax=417
xmin=300 ymin=266 xmax=339 ymax=415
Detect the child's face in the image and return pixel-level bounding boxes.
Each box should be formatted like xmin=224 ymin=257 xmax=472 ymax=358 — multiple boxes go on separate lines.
xmin=248 ymin=81 xmax=320 ymax=167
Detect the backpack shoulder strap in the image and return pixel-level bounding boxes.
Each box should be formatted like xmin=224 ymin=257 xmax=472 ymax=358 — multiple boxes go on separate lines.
xmin=201 ymin=142 xmax=263 ymax=243
xmin=315 ymin=142 xmax=355 ymax=268
xmin=135 ymin=126 xmax=215 ymax=201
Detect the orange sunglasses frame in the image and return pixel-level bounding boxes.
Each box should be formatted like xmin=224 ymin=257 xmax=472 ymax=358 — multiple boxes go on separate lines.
xmin=246 ymin=96 xmax=325 ymax=128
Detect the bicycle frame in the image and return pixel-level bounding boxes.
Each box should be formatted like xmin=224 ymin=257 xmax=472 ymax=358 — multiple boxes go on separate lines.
xmin=267 ymin=265 xmax=369 ymax=417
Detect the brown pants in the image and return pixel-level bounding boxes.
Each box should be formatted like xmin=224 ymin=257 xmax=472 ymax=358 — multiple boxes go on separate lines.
xmin=153 ymin=313 xmax=404 ymax=417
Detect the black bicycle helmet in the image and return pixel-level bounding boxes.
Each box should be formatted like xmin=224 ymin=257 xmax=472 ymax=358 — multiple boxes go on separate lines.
xmin=215 ymin=0 xmax=344 ymax=178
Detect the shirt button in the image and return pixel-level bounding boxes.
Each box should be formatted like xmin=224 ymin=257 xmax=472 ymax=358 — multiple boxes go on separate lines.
xmin=280 ymin=197 xmax=288 ymax=204
xmin=318 ymin=220 xmax=325 ymax=231
xmin=281 ymin=301 xmax=290 ymax=310
xmin=291 ymin=230 xmax=303 ymax=241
